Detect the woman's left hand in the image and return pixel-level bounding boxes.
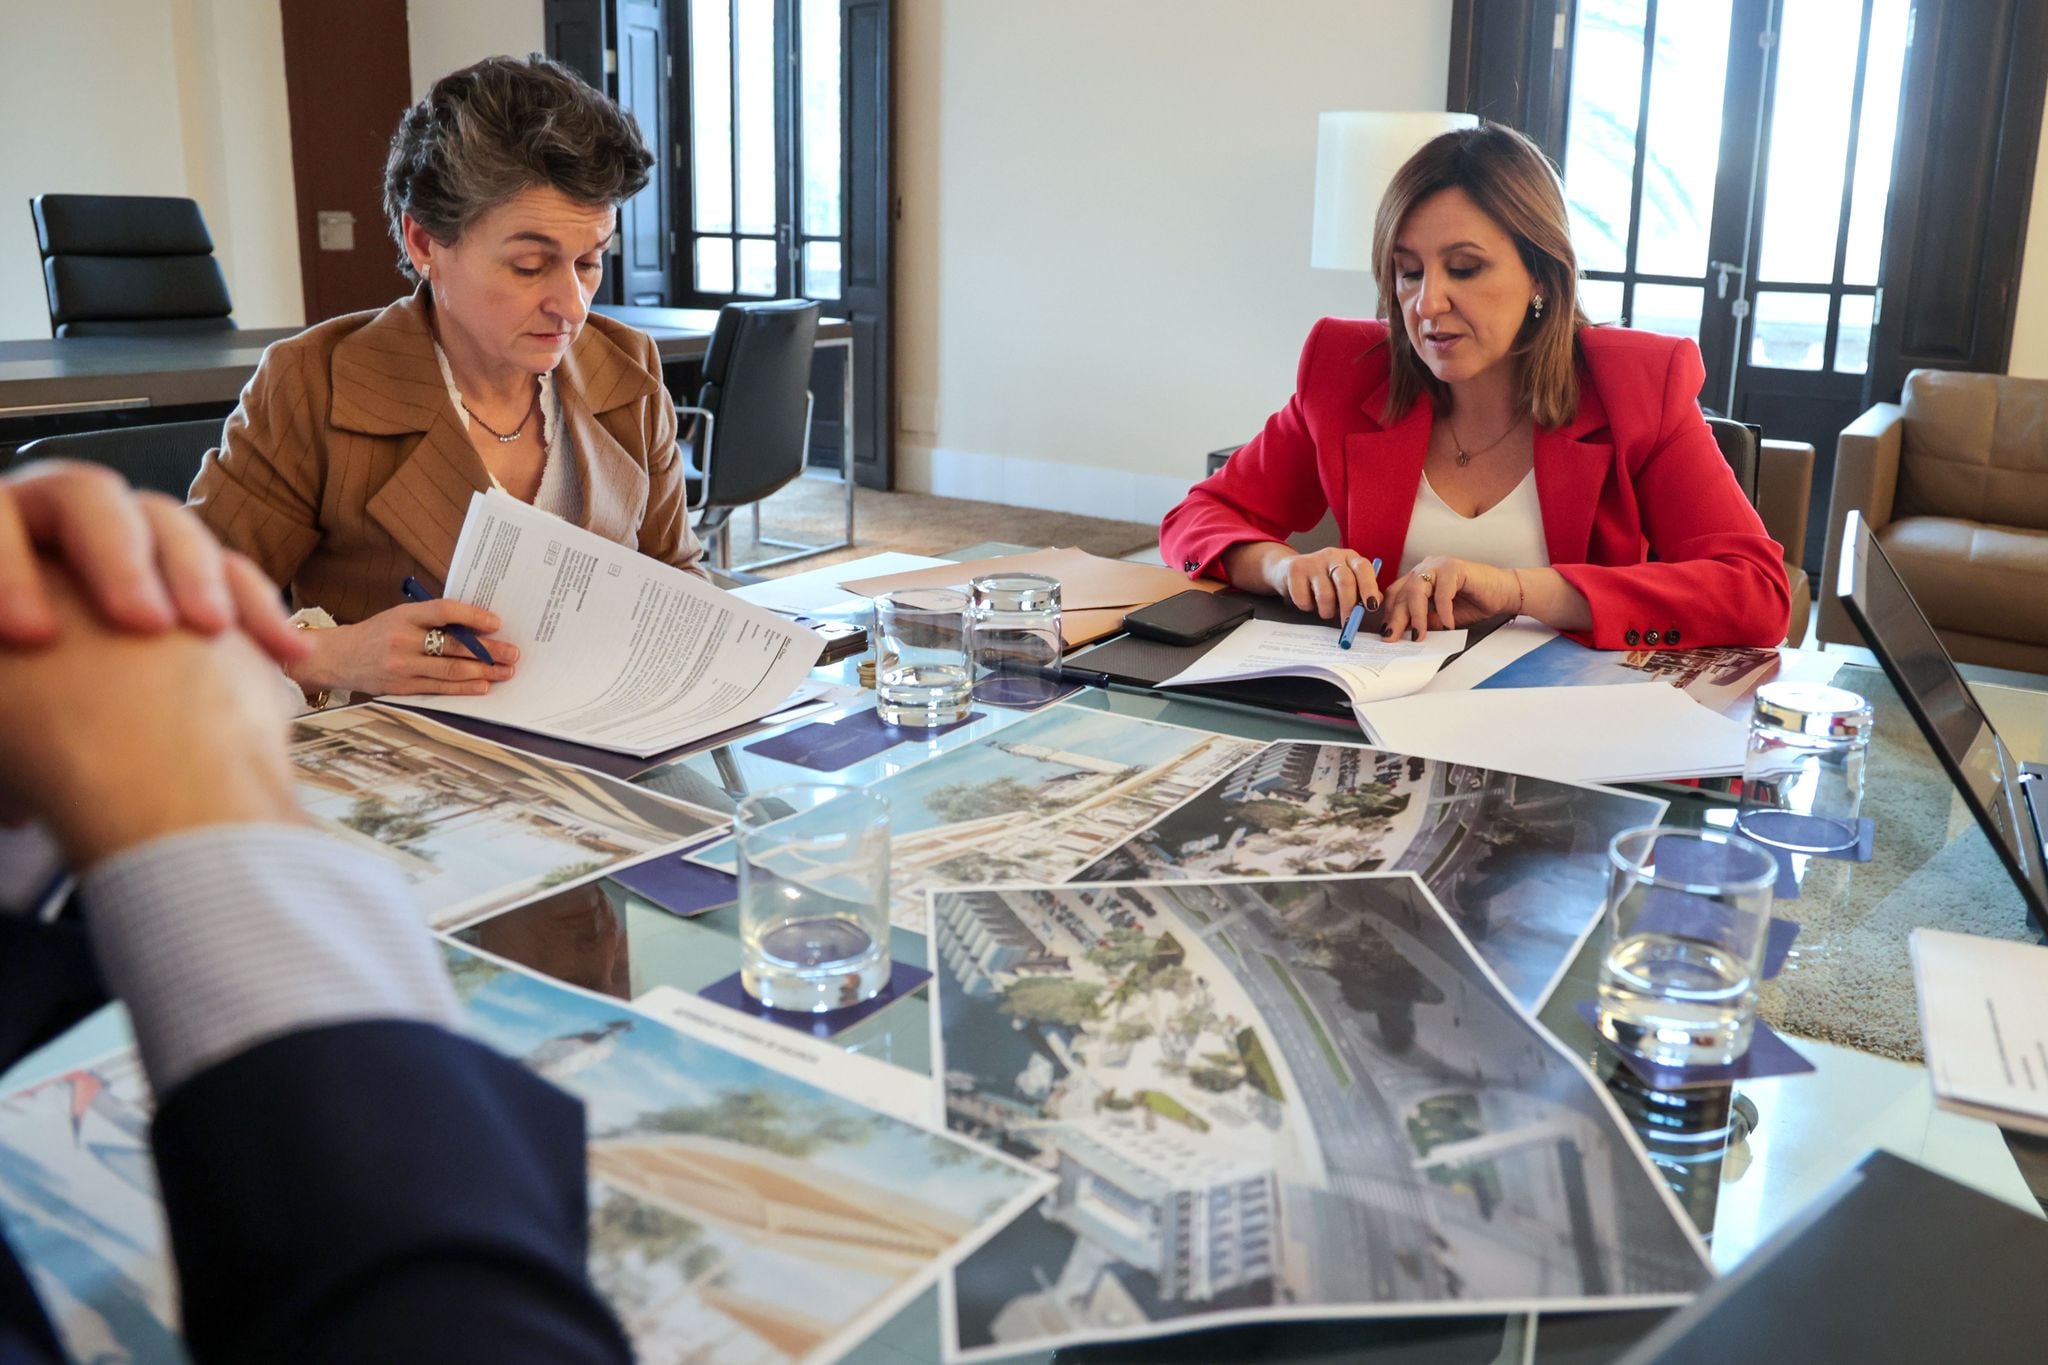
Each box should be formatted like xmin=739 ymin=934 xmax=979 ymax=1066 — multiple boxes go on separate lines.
xmin=1379 ymin=556 xmax=1521 ymax=641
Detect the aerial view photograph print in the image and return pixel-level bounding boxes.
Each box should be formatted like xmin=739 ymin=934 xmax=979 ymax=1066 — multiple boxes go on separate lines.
xmin=929 ymin=875 xmax=1711 ymax=1359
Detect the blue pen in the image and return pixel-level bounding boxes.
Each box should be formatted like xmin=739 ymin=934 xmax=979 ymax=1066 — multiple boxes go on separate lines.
xmin=401 ymin=576 xmax=496 ymax=666
xmin=1337 ymin=558 xmax=1384 ymax=650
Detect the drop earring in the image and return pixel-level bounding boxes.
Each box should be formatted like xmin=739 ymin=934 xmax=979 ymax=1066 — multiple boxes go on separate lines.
xmin=1531 ymin=293 xmax=1545 ymax=319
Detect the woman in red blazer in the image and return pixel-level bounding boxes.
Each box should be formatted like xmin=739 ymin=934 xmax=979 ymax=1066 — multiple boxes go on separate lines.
xmin=1162 ymin=124 xmax=1789 ymax=650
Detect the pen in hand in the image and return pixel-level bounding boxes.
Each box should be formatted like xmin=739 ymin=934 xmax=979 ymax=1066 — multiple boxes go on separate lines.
xmin=1338 ymin=558 xmax=1383 ymax=650
xmin=400 ymin=575 xmax=497 ymax=666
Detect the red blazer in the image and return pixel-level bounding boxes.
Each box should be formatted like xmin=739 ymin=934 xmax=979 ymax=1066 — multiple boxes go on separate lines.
xmin=1161 ymin=319 xmax=1790 ymax=649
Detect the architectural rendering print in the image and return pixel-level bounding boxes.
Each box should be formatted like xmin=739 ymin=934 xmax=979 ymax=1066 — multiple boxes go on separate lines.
xmin=930 ymin=876 xmax=1710 ymax=1359
xmin=1075 ymin=741 xmax=1665 ymax=1008
xmin=687 ymin=704 xmax=1264 ymax=934
xmin=0 ymin=949 xmax=1045 ymax=1365
xmin=290 ymin=705 xmax=721 ymax=929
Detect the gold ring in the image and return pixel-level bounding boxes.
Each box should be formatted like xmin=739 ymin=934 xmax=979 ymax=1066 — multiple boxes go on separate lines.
xmin=1419 ymin=571 xmax=1436 ymax=585
xmin=424 ymin=627 xmax=446 ymax=657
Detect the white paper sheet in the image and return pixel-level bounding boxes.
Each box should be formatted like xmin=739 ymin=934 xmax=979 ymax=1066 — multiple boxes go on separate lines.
xmin=1912 ymin=928 xmax=2048 ymax=1137
xmin=396 ymin=490 xmax=824 ymax=756
xmin=633 ymin=985 xmax=940 ymax=1127
xmin=1159 ymin=618 xmax=1467 ymax=705
xmin=1355 ymin=681 xmax=1752 ymax=783
xmin=728 ymin=550 xmax=951 ymax=618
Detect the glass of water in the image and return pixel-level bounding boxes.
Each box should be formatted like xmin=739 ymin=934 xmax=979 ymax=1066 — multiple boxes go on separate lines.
xmin=1597 ymin=826 xmax=1778 ymax=1068
xmin=1735 ymin=680 xmax=1873 ymax=853
xmin=873 ymin=588 xmax=973 ymax=727
xmin=970 ymin=571 xmax=1064 ymax=706
xmin=736 ymin=783 xmax=891 ymax=1012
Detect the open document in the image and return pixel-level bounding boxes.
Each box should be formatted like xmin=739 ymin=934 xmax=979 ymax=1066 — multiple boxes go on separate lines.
xmin=396 ymin=490 xmax=824 ymax=756
xmin=1157 ymin=618 xmax=1466 ymax=705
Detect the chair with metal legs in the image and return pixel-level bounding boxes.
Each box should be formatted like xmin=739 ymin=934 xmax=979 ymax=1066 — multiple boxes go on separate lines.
xmin=682 ymin=299 xmax=847 ymax=573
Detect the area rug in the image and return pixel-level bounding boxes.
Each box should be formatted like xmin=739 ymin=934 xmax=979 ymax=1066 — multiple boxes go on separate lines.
xmin=1757 ymin=664 xmax=2040 ymax=1062
xmin=712 ymin=475 xmax=1161 ymax=576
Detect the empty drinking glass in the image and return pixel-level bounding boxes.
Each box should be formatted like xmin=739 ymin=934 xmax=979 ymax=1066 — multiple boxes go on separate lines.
xmin=1597 ymin=826 xmax=1779 ymax=1068
xmin=1735 ymin=680 xmax=1873 ymax=853
xmin=736 ymin=784 xmax=891 ymax=1012
xmin=873 ymin=588 xmax=973 ymax=727
xmin=970 ymin=571 xmax=1064 ymax=706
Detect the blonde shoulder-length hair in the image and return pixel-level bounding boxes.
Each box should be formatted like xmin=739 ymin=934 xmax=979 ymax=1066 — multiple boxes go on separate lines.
xmin=1371 ymin=121 xmax=1589 ymax=430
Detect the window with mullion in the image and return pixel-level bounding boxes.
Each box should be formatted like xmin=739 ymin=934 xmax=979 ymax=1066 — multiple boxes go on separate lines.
xmin=681 ymin=0 xmax=843 ymax=306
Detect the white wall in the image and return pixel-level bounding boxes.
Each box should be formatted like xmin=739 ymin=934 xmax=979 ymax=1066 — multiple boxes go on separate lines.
xmin=407 ymin=0 xmax=545 ymax=100
xmin=893 ymin=1 xmax=1455 ymax=524
xmin=2009 ymin=83 xmax=2048 ymax=379
xmin=0 ymin=0 xmax=300 ymax=339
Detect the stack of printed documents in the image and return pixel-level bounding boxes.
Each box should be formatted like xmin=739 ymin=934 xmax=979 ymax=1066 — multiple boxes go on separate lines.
xmin=394 ymin=491 xmax=825 ymax=756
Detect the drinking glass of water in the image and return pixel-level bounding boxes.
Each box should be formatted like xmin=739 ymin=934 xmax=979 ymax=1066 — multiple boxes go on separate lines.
xmin=874 ymin=588 xmax=973 ymax=727
xmin=736 ymin=784 xmax=891 ymax=1012
xmin=970 ymin=571 xmax=1063 ymax=706
xmin=1596 ymin=826 xmax=1778 ymax=1069
xmin=1735 ymin=681 xmax=1872 ymax=853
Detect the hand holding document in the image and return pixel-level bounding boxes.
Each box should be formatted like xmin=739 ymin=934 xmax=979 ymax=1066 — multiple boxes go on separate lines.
xmin=396 ymin=490 xmax=823 ymax=756
xmin=1158 ymin=618 xmax=1467 ymax=705
xmin=1912 ymin=928 xmax=2048 ymax=1137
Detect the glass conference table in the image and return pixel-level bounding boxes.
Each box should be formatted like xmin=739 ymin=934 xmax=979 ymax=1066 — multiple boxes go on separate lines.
xmin=11 ymin=548 xmax=2043 ymax=1363
xmin=591 ymin=554 xmax=2048 ymax=1364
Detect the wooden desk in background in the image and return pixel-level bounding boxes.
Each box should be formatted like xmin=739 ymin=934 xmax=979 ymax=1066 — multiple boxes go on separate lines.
xmin=0 ymin=311 xmax=856 ymax=557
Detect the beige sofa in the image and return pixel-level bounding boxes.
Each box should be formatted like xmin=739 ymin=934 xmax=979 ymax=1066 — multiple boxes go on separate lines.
xmin=1817 ymin=370 xmax=2048 ymax=673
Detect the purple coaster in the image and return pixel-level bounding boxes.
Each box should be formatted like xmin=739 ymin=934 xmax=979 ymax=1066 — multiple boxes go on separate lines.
xmin=1762 ymin=916 xmax=1800 ymax=980
xmin=973 ymin=676 xmax=1084 ymax=710
xmin=1745 ymin=817 xmax=1877 ymax=902
xmin=1577 ymin=1002 xmax=1816 ymax=1088
xmin=744 ymin=708 xmax=985 ymax=771
xmin=698 ymin=960 xmax=934 ymax=1038
xmin=609 ymin=845 xmax=737 ymax=918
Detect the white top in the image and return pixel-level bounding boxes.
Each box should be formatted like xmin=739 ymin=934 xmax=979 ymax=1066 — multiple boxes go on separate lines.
xmin=432 ymin=339 xmax=582 ymax=523
xmin=1397 ymin=467 xmax=1551 ymax=575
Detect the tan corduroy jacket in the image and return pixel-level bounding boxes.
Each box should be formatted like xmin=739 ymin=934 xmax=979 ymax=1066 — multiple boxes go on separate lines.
xmin=189 ymin=292 xmax=703 ymax=624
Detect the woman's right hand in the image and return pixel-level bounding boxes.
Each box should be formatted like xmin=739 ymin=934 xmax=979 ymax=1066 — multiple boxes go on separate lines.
xmin=1259 ymin=546 xmax=1383 ymax=622
xmin=289 ymin=599 xmax=520 ymax=698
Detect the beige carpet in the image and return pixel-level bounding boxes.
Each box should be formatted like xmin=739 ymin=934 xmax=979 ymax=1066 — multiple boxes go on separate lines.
xmin=1757 ymin=664 xmax=2040 ymax=1062
xmin=712 ymin=475 xmax=1161 ymax=576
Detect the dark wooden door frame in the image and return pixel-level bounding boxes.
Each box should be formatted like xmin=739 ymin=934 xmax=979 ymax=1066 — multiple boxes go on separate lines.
xmin=278 ymin=0 xmax=414 ymax=322
xmin=1448 ymin=0 xmax=2048 ymax=402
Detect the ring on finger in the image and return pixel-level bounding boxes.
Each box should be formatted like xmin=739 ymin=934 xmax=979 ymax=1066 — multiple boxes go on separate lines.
xmin=1328 ymin=563 xmax=1347 ymax=581
xmin=423 ymin=627 xmax=445 ymax=658
xmin=1419 ymin=571 xmax=1436 ymax=585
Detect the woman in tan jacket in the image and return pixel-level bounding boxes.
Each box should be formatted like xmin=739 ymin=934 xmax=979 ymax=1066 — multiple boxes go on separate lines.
xmin=189 ymin=55 xmax=703 ymax=705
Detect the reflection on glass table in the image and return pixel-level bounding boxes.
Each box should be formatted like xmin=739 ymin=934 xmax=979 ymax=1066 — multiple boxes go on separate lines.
xmin=588 ymin=540 xmax=2048 ymax=1363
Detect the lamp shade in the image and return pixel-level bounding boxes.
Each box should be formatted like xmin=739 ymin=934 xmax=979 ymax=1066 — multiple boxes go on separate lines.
xmin=1311 ymin=111 xmax=1480 ymax=272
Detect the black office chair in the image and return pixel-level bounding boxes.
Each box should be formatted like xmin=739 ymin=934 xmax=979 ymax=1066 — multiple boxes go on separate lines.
xmin=31 ymin=194 xmax=236 ymax=338
xmin=680 ymin=299 xmax=826 ymax=572
xmin=10 ymin=418 xmax=224 ymax=499
xmin=1705 ymin=416 xmax=1813 ymax=646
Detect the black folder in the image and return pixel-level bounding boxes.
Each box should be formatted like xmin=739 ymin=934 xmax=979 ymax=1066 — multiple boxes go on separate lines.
xmin=1615 ymin=1149 xmax=2048 ymax=1364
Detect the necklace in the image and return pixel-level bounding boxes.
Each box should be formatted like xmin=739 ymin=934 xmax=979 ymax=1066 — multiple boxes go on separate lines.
xmin=1446 ymin=410 xmax=1524 ymax=466
xmin=464 ymin=387 xmax=539 ymax=444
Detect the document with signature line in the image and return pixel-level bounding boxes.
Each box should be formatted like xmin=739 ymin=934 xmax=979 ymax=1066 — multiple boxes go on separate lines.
xmin=396 ymin=490 xmax=824 ymax=756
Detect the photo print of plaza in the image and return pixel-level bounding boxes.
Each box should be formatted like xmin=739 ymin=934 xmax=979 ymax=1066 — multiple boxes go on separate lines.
xmin=930 ymin=874 xmax=1710 ymax=1359
xmin=1077 ymin=739 xmax=1667 ymax=1009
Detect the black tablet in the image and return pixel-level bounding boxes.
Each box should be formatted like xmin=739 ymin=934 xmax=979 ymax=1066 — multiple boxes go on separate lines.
xmin=1833 ymin=510 xmax=2048 ymax=932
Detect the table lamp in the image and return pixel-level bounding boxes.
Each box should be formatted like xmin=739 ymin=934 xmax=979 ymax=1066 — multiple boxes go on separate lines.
xmin=1311 ymin=110 xmax=1480 ymax=309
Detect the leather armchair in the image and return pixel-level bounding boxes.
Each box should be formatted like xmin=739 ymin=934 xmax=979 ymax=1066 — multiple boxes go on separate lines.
xmin=1817 ymin=370 xmax=2048 ymax=673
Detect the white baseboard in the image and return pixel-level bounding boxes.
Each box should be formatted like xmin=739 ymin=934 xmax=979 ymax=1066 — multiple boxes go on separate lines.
xmin=895 ymin=444 xmax=1192 ymax=528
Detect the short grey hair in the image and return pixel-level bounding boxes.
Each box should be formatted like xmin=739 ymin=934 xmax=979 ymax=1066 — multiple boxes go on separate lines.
xmin=383 ymin=54 xmax=653 ymax=281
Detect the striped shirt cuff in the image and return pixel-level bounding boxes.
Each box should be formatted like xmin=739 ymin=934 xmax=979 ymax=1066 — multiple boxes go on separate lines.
xmin=81 ymin=824 xmax=462 ymax=1095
